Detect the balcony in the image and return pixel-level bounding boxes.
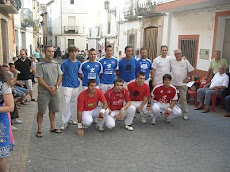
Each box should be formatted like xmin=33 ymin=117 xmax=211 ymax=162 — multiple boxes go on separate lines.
xmin=64 ymin=26 xmax=79 ymax=34
xmin=135 ymin=1 xmax=156 ymax=16
xmin=21 ymin=8 xmax=34 ymax=27
xmin=0 ymin=0 xmax=21 ymax=14
xmin=123 ymin=10 xmax=137 ymax=21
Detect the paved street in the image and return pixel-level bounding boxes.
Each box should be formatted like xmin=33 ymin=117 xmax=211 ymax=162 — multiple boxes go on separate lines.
xmin=6 ymin=84 xmax=230 ymax=172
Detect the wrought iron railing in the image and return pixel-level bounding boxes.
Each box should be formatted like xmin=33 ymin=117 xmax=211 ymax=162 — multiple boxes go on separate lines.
xmin=64 ymin=26 xmax=79 ymax=34
xmin=10 ymin=0 xmax=21 ymax=11
xmin=21 ymin=8 xmax=34 ymax=27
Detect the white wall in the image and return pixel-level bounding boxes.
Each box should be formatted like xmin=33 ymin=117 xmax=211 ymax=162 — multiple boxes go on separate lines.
xmin=167 ymin=9 xmax=216 ymax=71
xmin=118 ymin=21 xmax=141 ymax=56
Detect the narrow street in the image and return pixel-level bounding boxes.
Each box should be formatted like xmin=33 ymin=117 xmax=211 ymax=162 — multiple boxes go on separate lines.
xmin=6 ymin=84 xmax=230 ymax=172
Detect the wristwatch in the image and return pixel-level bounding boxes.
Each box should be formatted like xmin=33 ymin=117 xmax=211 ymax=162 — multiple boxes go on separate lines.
xmin=55 ymin=85 xmax=59 ymax=89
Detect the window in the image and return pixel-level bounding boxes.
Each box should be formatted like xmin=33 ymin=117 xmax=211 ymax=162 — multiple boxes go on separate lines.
xmin=178 ymin=35 xmax=199 ymax=68
xmin=70 ymin=0 xmax=74 ymax=4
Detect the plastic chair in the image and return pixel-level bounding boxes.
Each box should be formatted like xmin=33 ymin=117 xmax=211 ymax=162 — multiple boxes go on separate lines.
xmin=211 ymin=88 xmax=225 ymax=111
xmin=188 ymin=78 xmax=208 ymax=106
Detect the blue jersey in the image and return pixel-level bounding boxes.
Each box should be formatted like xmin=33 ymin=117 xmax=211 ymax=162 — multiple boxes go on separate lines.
xmin=136 ymin=58 xmax=152 ymax=80
xmin=61 ymin=59 xmax=81 ymax=88
xmin=99 ymin=57 xmax=119 ymax=84
xmin=79 ymin=60 xmax=103 ymax=86
xmin=119 ymin=57 xmax=137 ymax=82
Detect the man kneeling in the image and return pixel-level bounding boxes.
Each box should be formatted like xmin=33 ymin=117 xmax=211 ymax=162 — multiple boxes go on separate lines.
xmin=77 ymin=79 xmax=108 ymax=136
xmin=151 ymin=74 xmax=182 ymax=123
xmin=103 ymin=78 xmax=135 ymax=131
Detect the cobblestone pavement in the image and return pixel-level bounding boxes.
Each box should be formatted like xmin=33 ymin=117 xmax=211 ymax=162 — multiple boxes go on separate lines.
xmin=7 ymin=83 xmax=230 ymax=172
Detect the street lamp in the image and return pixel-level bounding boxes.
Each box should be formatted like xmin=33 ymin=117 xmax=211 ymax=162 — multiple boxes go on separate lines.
xmin=104 ymin=0 xmax=116 ymax=17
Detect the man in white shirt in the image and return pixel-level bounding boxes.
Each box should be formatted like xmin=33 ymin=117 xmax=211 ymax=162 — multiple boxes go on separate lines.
xmin=151 ymin=45 xmax=172 ymax=87
xmin=195 ymin=66 xmax=229 ymax=113
xmin=171 ymin=49 xmax=194 ymax=120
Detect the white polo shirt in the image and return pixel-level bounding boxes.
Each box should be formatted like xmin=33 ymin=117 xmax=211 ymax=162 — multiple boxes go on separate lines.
xmin=171 ymin=59 xmax=194 ymax=86
xmin=210 ymin=72 xmax=229 ymax=88
xmin=152 ymin=56 xmax=172 ymax=85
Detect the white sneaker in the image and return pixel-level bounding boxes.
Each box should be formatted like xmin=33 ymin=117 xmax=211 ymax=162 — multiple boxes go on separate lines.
xmin=11 ymin=125 xmax=17 ymax=131
xmin=141 ymin=117 xmax=147 ymax=124
xmin=12 ymin=119 xmax=23 ymax=124
xmin=151 ymin=117 xmax=156 ymax=125
xmin=165 ymin=118 xmax=171 ymax=123
xmin=68 ymin=120 xmax=77 ymax=125
xmin=60 ymin=123 xmax=68 ymax=130
xmin=183 ymin=116 xmax=189 ymax=120
xmin=96 ymin=125 xmax=104 ymax=131
xmin=124 ymin=124 xmax=133 ymax=131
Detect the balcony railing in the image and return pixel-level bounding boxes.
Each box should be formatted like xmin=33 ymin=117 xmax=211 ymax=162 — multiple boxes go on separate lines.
xmin=135 ymin=1 xmax=156 ymax=16
xmin=0 ymin=0 xmax=21 ymax=14
xmin=21 ymin=8 xmax=34 ymax=27
xmin=64 ymin=26 xmax=79 ymax=34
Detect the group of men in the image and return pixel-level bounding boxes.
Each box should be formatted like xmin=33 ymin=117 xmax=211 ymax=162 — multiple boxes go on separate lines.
xmin=35 ymin=44 xmax=202 ymax=137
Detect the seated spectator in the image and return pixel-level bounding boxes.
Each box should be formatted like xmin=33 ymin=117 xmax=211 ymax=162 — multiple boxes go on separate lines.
xmin=195 ymin=66 xmax=229 ymax=113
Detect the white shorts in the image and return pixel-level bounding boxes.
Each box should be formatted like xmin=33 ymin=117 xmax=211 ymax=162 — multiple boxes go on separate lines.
xmin=99 ymin=83 xmax=113 ymax=93
xmin=18 ymin=79 xmax=33 ymax=90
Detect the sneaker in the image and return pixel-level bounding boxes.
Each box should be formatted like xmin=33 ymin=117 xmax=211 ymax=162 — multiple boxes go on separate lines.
xmin=124 ymin=124 xmax=133 ymax=131
xmin=12 ymin=119 xmax=23 ymax=124
xmin=11 ymin=125 xmax=17 ymax=131
xmin=165 ymin=118 xmax=171 ymax=123
xmin=68 ymin=120 xmax=77 ymax=125
xmin=183 ymin=115 xmax=189 ymax=120
xmin=96 ymin=125 xmax=104 ymax=131
xmin=151 ymin=117 xmax=156 ymax=125
xmin=83 ymin=125 xmax=88 ymax=129
xmin=141 ymin=117 xmax=147 ymax=124
xmin=60 ymin=123 xmax=68 ymax=130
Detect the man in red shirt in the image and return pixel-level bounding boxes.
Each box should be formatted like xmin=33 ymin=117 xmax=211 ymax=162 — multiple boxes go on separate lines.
xmin=127 ymin=72 xmax=153 ymax=124
xmin=103 ymin=78 xmax=135 ymax=131
xmin=77 ymin=79 xmax=108 ymax=136
xmin=151 ymin=74 xmax=182 ymax=123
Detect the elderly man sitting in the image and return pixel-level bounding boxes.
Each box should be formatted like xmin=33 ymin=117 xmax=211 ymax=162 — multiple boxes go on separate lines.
xmin=195 ymin=66 xmax=229 ymax=113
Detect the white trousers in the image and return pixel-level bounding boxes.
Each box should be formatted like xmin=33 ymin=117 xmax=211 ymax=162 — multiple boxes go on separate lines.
xmin=83 ymin=86 xmax=99 ymax=90
xmin=82 ymin=107 xmax=109 ymax=127
xmin=99 ymin=83 xmax=114 ymax=93
xmin=123 ymin=79 xmax=135 ymax=87
xmin=131 ymin=101 xmax=152 ymax=117
xmin=62 ymin=87 xmax=79 ymax=123
xmin=152 ymin=101 xmax=182 ymax=120
xmin=102 ymin=105 xmax=135 ymax=129
xmin=144 ymin=78 xmax=150 ymax=85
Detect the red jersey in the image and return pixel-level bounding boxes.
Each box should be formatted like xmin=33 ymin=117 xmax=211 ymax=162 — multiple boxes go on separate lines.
xmin=151 ymin=84 xmax=178 ymax=103
xmin=104 ymin=88 xmax=130 ymax=111
xmin=77 ymin=89 xmax=106 ymax=111
xmin=127 ymin=81 xmax=150 ymax=101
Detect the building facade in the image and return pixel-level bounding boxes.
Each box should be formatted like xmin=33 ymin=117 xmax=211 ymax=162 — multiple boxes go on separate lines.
xmin=42 ymin=0 xmax=88 ymax=52
xmin=0 ymin=0 xmax=21 ymax=64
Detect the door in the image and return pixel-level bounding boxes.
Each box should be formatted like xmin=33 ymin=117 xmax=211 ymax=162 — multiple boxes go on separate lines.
xmin=223 ymin=19 xmax=230 ymax=68
xmin=1 ymin=19 xmax=9 ymax=64
xmin=68 ymin=16 xmax=76 ymax=31
xmin=144 ymin=27 xmax=158 ymax=61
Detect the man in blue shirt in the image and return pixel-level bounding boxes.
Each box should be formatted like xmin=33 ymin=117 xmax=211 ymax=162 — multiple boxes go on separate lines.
xmin=136 ymin=48 xmax=152 ymax=85
xmin=118 ymin=46 xmax=137 ymax=86
xmin=99 ymin=45 xmax=119 ymax=93
xmin=79 ymin=48 xmax=103 ymax=89
xmin=60 ymin=46 xmax=81 ymax=130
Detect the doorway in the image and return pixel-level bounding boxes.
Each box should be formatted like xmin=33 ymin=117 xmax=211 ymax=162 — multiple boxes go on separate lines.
xmin=144 ymin=27 xmax=158 ymax=61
